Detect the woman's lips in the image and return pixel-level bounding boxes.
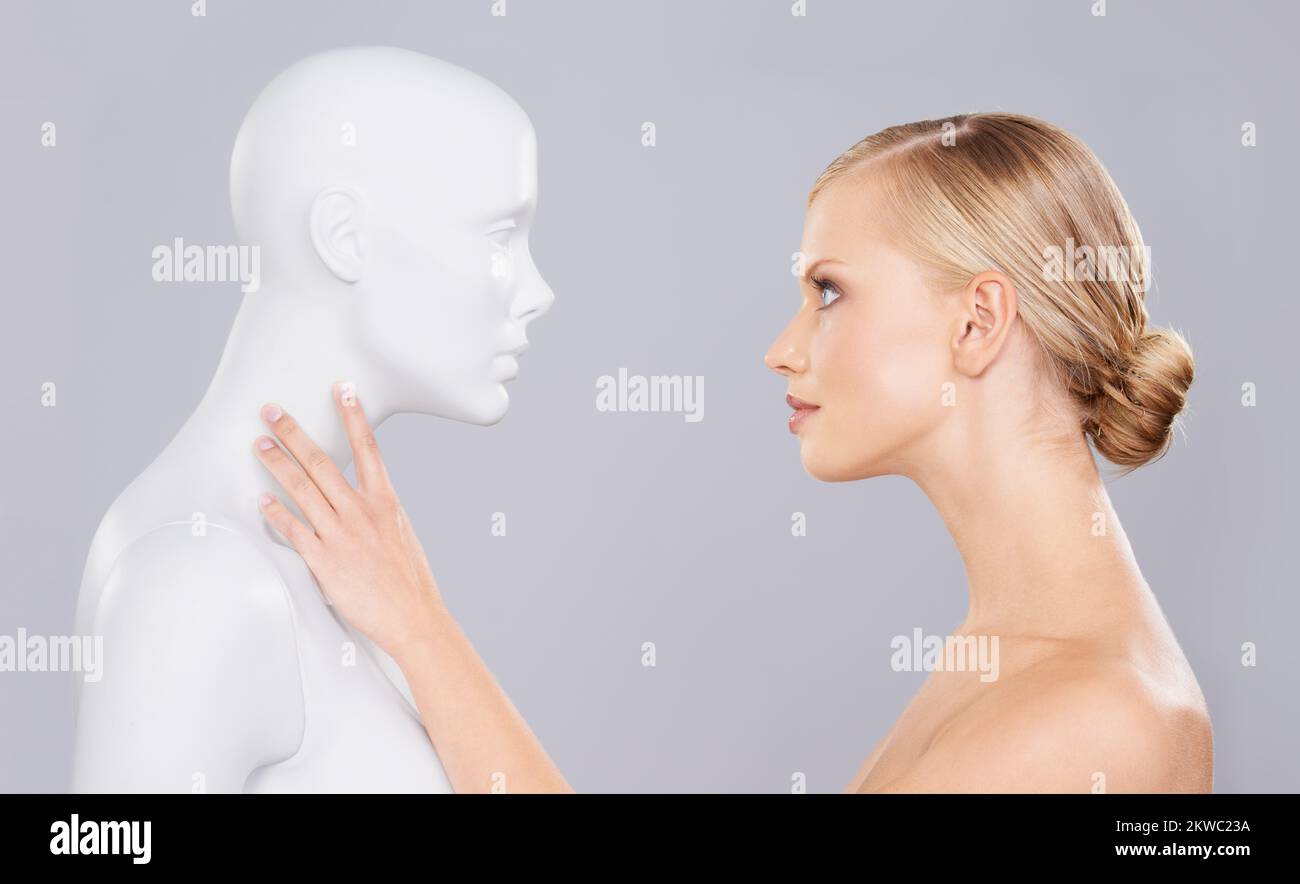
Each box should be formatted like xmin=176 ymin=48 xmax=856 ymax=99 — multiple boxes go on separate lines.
xmin=786 ymin=393 xmax=820 ymax=434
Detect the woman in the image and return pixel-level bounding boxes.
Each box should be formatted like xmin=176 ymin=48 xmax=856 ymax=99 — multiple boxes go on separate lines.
xmin=253 ymin=113 xmax=1212 ymax=793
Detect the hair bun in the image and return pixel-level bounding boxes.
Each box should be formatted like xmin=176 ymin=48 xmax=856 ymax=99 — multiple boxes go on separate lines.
xmin=1089 ymin=327 xmax=1195 ymax=470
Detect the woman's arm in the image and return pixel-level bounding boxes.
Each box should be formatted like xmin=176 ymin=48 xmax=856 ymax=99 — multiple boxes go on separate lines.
xmin=391 ymin=604 xmax=572 ymax=794
xmin=251 ymin=382 xmax=572 ymax=794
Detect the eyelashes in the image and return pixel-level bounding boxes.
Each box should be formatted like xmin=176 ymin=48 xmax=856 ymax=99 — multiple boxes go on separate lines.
xmin=812 ymin=276 xmax=842 ymax=310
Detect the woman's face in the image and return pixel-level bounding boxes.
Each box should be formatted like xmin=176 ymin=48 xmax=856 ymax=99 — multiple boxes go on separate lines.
xmin=765 ymin=175 xmax=957 ymax=481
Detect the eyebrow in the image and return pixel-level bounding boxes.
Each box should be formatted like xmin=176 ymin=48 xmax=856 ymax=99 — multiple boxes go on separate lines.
xmin=802 ymin=257 xmax=848 ymax=283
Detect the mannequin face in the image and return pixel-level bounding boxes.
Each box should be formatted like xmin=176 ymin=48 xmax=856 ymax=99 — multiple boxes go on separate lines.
xmin=765 ymin=174 xmax=953 ymax=481
xmin=232 ymin=48 xmax=556 ymax=428
xmin=356 ymin=123 xmax=554 ymax=425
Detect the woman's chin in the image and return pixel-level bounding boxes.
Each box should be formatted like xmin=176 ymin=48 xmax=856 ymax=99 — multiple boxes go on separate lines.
xmin=800 ymin=442 xmax=881 ymax=483
xmin=800 ymin=445 xmax=847 ymax=482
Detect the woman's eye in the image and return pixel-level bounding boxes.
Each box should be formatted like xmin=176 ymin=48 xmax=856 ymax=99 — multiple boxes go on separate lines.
xmin=817 ymin=281 xmax=841 ymax=309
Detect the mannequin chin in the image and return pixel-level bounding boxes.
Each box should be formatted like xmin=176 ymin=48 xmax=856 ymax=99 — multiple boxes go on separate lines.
xmin=70 ymin=47 xmax=553 ymax=793
xmin=407 ymin=380 xmax=512 ymax=428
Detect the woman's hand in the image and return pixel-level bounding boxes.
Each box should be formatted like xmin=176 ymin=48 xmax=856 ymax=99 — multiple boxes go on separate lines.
xmin=252 ymin=382 xmax=441 ymax=661
xmin=250 ymin=382 xmax=572 ymax=793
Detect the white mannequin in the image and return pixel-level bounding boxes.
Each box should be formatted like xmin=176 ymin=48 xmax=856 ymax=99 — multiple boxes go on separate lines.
xmin=69 ymin=46 xmax=554 ymax=792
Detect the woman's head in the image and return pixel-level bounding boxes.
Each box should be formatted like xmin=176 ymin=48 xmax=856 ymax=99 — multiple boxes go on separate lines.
xmin=765 ymin=112 xmax=1193 ymax=481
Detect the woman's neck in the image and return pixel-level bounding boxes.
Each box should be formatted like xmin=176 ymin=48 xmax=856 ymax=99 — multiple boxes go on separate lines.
xmin=909 ymin=421 xmax=1156 ymax=641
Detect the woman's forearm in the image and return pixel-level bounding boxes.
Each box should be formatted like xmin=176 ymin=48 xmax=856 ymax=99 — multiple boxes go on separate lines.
xmin=252 ymin=386 xmax=571 ymax=794
xmin=392 ymin=601 xmax=573 ymax=794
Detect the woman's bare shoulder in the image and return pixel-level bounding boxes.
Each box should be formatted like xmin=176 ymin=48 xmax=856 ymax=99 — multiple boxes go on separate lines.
xmin=873 ymin=648 xmax=1213 ymax=793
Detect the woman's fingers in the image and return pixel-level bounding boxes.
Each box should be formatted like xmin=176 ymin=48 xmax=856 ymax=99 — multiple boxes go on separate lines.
xmin=257 ymin=491 xmax=323 ymax=559
xmin=261 ymin=403 xmax=357 ymax=509
xmin=333 ymin=381 xmax=391 ymax=493
xmin=253 ymin=434 xmax=339 ymax=533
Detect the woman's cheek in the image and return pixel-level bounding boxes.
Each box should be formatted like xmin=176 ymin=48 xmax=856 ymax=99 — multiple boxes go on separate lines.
xmin=808 ymin=313 xmax=883 ymax=468
xmin=830 ymin=312 xmax=943 ymax=457
xmin=810 ymin=311 xmax=861 ymax=408
xmin=819 ymin=310 xmax=903 ymax=418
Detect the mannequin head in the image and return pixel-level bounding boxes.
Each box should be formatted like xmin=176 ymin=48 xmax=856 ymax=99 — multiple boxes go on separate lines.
xmin=229 ymin=46 xmax=553 ymax=425
xmin=766 ymin=113 xmax=1193 ymax=482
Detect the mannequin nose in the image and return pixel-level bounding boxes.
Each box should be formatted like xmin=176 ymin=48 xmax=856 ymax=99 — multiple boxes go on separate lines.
xmin=511 ymin=273 xmax=554 ymax=326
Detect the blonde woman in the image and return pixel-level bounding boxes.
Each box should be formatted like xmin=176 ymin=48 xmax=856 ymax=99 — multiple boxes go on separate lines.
xmin=253 ymin=113 xmax=1212 ymax=793
xmin=766 ymin=113 xmax=1210 ymax=793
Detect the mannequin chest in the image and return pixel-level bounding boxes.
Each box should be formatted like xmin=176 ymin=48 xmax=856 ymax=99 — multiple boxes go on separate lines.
xmin=245 ymin=544 xmax=453 ymax=793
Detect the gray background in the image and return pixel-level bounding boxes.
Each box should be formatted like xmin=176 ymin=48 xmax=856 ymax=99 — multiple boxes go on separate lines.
xmin=1 ymin=0 xmax=1296 ymax=792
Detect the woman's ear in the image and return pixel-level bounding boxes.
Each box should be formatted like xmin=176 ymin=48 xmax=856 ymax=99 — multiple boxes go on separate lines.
xmin=952 ymin=271 xmax=1017 ymax=378
xmin=310 ymin=186 xmax=365 ymax=283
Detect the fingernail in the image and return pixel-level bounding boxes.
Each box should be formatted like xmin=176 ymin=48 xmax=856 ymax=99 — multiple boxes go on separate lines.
xmin=335 ymin=380 xmax=357 ymax=406
xmin=261 ymin=403 xmax=283 ymax=423
xmin=258 ymin=492 xmax=274 ymax=509
xmin=256 ymin=436 xmax=276 ymax=451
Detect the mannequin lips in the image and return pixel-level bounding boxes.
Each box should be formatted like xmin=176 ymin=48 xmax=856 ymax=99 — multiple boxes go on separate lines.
xmin=494 ymin=339 xmax=528 ymax=380
xmin=494 ymin=353 xmax=520 ymax=380
xmin=787 ymin=393 xmax=819 ymax=434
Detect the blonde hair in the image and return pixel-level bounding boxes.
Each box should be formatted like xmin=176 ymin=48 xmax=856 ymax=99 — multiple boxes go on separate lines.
xmin=810 ymin=113 xmax=1193 ymax=472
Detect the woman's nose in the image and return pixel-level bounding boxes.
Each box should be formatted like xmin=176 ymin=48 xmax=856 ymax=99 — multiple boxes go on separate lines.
xmin=765 ymin=325 xmax=808 ymax=376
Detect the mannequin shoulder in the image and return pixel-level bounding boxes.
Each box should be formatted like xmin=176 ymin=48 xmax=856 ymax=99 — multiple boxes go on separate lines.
xmin=73 ymin=522 xmax=306 ymax=791
xmin=86 ymin=521 xmax=304 ymax=675
xmin=93 ymin=521 xmax=297 ymax=631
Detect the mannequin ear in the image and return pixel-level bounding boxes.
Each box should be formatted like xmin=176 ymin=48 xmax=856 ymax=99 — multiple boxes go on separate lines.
xmin=309 ymin=186 xmax=364 ymax=283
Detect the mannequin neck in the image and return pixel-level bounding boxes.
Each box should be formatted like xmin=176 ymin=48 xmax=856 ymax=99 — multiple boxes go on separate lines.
xmin=166 ymin=284 xmax=392 ymax=543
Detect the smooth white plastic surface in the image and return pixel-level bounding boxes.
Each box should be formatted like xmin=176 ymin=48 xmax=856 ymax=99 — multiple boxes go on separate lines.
xmin=70 ymin=47 xmax=554 ymax=792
